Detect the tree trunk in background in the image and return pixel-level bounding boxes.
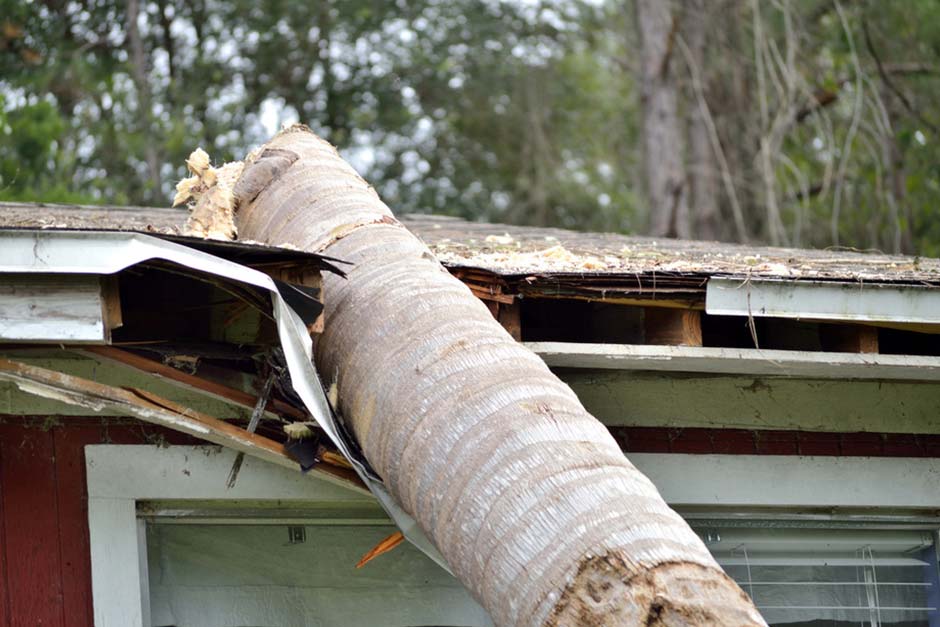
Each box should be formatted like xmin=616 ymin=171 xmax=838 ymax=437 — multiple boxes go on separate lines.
xmin=636 ymin=0 xmax=691 ymax=239
xmin=125 ymin=0 xmax=161 ymax=202
xmin=707 ymin=0 xmax=757 ymax=243
xmin=684 ymin=0 xmax=720 ymax=241
xmin=881 ymin=93 xmax=915 ymax=255
xmin=227 ymin=127 xmax=765 ymax=626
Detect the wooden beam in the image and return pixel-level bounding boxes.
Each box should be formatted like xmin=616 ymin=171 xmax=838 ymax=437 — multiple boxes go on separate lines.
xmin=516 ymin=286 xmax=705 ymax=310
xmin=483 ymin=299 xmax=522 ymax=341
xmin=81 ymin=346 xmax=307 ymax=420
xmin=128 ymin=388 xmax=363 ymax=488
xmin=819 ymin=323 xmax=879 ymax=354
xmin=497 ymin=300 xmax=522 ymax=341
xmin=468 ymin=284 xmax=515 ymax=305
xmin=644 ymin=308 xmax=702 ymax=346
xmin=100 ymin=274 xmax=123 ymax=331
xmin=0 ymin=357 xmax=367 ymax=493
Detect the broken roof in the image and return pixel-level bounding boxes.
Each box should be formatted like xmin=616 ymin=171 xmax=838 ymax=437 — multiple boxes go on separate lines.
xmin=2 ymin=201 xmax=938 ymax=286
xmin=0 ymin=225 xmax=449 ymax=571
xmin=402 ymin=214 xmax=940 ymax=285
xmin=0 ymin=200 xmax=348 ymax=272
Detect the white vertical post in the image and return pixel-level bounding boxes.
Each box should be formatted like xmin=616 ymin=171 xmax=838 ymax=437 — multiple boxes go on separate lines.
xmin=137 ymin=519 xmax=152 ymax=627
xmin=88 ymin=497 xmax=144 ymax=627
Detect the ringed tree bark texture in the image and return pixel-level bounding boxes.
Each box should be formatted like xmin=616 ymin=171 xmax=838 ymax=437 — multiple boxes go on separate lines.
xmin=225 ymin=127 xmax=766 ymax=627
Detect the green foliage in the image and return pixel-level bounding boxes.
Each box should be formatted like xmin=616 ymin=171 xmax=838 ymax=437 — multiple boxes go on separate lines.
xmin=1 ymin=0 xmax=940 ymax=254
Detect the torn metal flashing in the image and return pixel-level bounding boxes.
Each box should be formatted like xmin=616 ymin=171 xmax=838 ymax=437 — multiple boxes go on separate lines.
xmin=0 ymin=229 xmax=450 ymax=572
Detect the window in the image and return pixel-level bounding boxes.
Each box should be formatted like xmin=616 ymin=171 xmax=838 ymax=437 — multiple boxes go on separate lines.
xmin=145 ymin=522 xmax=491 ymax=627
xmin=694 ymin=523 xmax=940 ymax=627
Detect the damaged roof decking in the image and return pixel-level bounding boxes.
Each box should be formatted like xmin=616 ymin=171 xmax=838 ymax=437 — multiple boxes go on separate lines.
xmin=403 ymin=214 xmax=940 ymax=284
xmin=2 ymin=200 xmax=939 ymax=286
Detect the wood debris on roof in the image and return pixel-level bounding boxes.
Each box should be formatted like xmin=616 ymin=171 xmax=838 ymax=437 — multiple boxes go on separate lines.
xmin=401 ymin=214 xmax=940 ymax=285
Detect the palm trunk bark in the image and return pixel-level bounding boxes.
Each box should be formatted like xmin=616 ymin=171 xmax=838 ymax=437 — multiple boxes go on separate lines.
xmin=224 ymin=127 xmax=765 ymax=626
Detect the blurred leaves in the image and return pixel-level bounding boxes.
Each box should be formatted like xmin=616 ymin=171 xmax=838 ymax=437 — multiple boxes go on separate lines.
xmin=0 ymin=0 xmax=939 ymax=254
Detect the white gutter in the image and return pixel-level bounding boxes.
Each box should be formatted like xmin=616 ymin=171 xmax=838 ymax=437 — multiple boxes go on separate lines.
xmin=0 ymin=230 xmax=449 ymax=571
xmin=706 ymin=276 xmax=940 ymax=324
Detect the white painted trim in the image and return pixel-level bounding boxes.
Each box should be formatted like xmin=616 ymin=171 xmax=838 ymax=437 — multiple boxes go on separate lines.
xmin=85 ymin=445 xmax=376 ymax=627
xmin=87 ymin=448 xmax=940 ymax=625
xmin=630 ymin=454 xmax=940 ymax=509
xmin=527 ymin=341 xmax=940 ymax=381
xmin=0 ymin=275 xmax=107 ymax=343
xmin=85 ymin=445 xmax=373 ymax=501
xmin=88 ymin=497 xmax=142 ymax=627
xmin=136 ymin=520 xmax=151 ymax=627
xmin=706 ymin=276 xmax=940 ymax=324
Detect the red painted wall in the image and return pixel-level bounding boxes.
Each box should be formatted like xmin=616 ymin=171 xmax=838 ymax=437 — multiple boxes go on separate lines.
xmin=610 ymin=426 xmax=940 ymax=457
xmin=0 ymin=417 xmax=197 ymax=627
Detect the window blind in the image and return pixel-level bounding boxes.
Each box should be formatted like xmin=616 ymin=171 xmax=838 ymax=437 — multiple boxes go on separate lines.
xmin=696 ymin=526 xmax=940 ymax=627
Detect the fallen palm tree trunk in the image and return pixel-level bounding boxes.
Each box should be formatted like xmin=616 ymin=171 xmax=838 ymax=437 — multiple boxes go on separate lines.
xmin=187 ymin=126 xmax=765 ymax=626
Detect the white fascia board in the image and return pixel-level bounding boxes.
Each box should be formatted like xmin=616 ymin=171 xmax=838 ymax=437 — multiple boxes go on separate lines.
xmin=86 ymin=445 xmax=374 ymax=502
xmin=0 ymin=275 xmax=107 ymax=342
xmin=706 ymin=276 xmax=940 ymax=324
xmin=528 ymin=342 xmax=940 ymax=381
xmin=630 ymin=454 xmax=940 ymax=509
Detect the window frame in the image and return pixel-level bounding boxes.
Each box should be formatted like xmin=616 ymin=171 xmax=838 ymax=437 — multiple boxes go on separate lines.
xmin=85 ymin=444 xmax=372 ymax=627
xmin=86 ymin=447 xmax=940 ymax=626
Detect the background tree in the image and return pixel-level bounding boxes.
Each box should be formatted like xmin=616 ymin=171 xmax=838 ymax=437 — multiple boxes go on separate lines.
xmin=2 ymin=0 xmax=940 ymax=254
xmin=635 ymin=0 xmax=690 ymax=238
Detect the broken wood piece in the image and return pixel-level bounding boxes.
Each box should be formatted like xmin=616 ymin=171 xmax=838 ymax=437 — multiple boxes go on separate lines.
xmin=129 ymin=388 xmax=363 ymax=488
xmin=226 ymin=370 xmax=277 ymax=488
xmin=81 ymin=346 xmax=307 ymax=420
xmin=321 ymin=450 xmax=354 ymax=470
xmin=644 ymin=307 xmax=703 ymax=346
xmin=819 ymin=323 xmax=879 ymax=354
xmin=356 ymin=531 xmax=405 ymax=568
xmin=466 ymin=283 xmax=515 ymax=304
xmin=0 ymin=357 xmax=367 ymax=493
